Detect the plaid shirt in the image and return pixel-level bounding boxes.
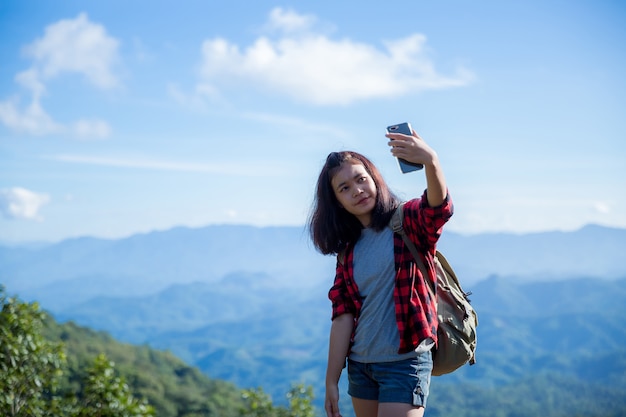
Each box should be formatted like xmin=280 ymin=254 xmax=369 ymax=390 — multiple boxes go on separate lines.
xmin=328 ymin=191 xmax=453 ymax=354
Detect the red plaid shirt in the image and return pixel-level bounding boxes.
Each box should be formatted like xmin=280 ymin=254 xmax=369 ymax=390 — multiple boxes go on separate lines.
xmin=328 ymin=191 xmax=453 ymax=354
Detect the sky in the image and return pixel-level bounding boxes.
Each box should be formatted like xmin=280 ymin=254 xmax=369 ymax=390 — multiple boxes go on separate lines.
xmin=1 ymin=0 xmax=625 ymax=243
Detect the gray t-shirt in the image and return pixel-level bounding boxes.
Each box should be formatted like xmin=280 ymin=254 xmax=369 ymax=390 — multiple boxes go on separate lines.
xmin=349 ymin=227 xmax=424 ymax=363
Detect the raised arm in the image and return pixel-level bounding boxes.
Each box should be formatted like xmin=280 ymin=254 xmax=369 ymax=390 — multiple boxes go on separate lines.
xmin=386 ymin=130 xmax=447 ymax=207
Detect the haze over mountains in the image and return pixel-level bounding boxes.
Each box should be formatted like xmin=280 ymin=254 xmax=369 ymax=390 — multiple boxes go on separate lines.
xmin=3 ymin=223 xmax=624 ymax=302
xmin=1 ymin=223 xmax=625 ymax=413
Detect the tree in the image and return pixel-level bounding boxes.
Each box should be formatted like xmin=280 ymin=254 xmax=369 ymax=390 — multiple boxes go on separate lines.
xmin=241 ymin=387 xmax=278 ymax=417
xmin=0 ymin=286 xmax=66 ymax=417
xmin=75 ymin=353 xmax=154 ymax=417
xmin=0 ymin=287 xmax=154 ymax=416
xmin=1 ymin=286 xmax=316 ymax=417
xmin=241 ymin=384 xmax=316 ymax=417
xmin=285 ymin=384 xmax=316 ymax=417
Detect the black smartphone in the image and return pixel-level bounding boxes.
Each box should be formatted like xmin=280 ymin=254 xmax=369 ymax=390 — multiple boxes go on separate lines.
xmin=386 ymin=122 xmax=424 ymax=173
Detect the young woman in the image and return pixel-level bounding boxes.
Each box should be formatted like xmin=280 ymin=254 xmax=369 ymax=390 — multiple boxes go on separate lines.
xmin=309 ymin=129 xmax=453 ymax=417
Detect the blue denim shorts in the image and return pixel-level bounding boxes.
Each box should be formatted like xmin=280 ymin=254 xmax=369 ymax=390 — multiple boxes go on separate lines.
xmin=347 ymin=351 xmax=433 ymax=407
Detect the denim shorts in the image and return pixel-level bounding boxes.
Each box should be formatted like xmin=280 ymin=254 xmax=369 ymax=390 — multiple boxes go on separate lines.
xmin=347 ymin=351 xmax=433 ymax=407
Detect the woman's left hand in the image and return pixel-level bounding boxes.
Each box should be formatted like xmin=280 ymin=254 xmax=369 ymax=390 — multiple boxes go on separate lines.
xmin=387 ymin=129 xmax=447 ymax=206
xmin=386 ymin=129 xmax=437 ymax=167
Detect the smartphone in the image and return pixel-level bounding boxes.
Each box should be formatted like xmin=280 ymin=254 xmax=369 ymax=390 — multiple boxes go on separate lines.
xmin=386 ymin=122 xmax=424 ymax=173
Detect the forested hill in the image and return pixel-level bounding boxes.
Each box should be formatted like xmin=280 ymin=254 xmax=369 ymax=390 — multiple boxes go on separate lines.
xmin=42 ymin=314 xmax=247 ymax=416
xmin=2 ymin=289 xmax=316 ymax=417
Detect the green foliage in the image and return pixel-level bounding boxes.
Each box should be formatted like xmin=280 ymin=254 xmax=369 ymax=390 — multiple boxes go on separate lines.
xmin=241 ymin=387 xmax=277 ymax=417
xmin=241 ymin=384 xmax=317 ymax=417
xmin=41 ymin=300 xmax=320 ymax=417
xmin=42 ymin=318 xmax=248 ymax=417
xmin=0 ymin=287 xmax=154 ymax=416
xmin=75 ymin=353 xmax=154 ymax=417
xmin=0 ymin=284 xmax=320 ymax=417
xmin=285 ymin=384 xmax=317 ymax=417
xmin=0 ymin=286 xmax=66 ymax=417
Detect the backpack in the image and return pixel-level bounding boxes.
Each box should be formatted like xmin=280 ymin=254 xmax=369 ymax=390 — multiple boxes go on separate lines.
xmin=390 ymin=203 xmax=478 ymax=376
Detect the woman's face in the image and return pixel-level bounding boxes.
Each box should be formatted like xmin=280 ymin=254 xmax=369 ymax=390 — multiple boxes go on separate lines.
xmin=331 ymin=162 xmax=377 ymax=227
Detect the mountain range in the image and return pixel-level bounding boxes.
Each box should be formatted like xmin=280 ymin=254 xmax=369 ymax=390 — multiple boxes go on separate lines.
xmin=2 ymin=223 xmax=625 ymax=413
xmin=3 ymin=223 xmax=624 ymax=303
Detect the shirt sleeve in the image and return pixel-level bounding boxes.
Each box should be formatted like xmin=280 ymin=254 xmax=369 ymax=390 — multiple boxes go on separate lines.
xmin=402 ymin=190 xmax=454 ymax=253
xmin=328 ymin=257 xmax=357 ymax=321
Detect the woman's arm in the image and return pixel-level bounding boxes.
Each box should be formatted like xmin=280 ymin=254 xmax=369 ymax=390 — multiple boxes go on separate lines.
xmin=325 ymin=313 xmax=354 ymax=417
xmin=423 ymin=152 xmax=447 ymax=207
xmin=386 ymin=130 xmax=447 ymax=207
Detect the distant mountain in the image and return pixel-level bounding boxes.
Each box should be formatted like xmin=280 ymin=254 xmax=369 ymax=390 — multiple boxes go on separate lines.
xmin=1 ymin=224 xmax=335 ymax=309
xmin=437 ymin=224 xmax=626 ymax=282
xmin=53 ymin=271 xmax=328 ymax=344
xmin=2 ymin=223 xmax=625 ymax=312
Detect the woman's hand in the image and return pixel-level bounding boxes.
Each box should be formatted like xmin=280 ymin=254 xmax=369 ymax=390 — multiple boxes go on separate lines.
xmin=386 ymin=129 xmax=437 ymax=168
xmin=386 ymin=129 xmax=447 ymax=207
xmin=325 ymin=383 xmax=342 ymax=417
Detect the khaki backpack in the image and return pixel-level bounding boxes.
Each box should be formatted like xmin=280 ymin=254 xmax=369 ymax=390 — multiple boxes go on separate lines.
xmin=390 ymin=202 xmax=478 ymax=376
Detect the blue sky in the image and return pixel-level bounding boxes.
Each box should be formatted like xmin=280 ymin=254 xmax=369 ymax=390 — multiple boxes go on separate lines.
xmin=1 ymin=0 xmax=625 ymax=243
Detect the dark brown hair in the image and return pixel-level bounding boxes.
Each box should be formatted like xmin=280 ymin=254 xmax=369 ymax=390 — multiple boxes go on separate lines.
xmin=308 ymin=151 xmax=400 ymax=255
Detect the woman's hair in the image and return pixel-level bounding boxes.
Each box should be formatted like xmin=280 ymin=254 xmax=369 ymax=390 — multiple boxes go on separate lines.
xmin=308 ymin=151 xmax=400 ymax=255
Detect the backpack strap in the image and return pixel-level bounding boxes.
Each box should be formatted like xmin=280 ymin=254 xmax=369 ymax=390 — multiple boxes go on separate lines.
xmin=390 ymin=203 xmax=436 ymax=295
xmin=337 ymin=249 xmax=346 ymax=266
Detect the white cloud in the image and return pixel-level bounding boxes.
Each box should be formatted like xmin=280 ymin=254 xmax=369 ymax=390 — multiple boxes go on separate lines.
xmin=15 ymin=68 xmax=47 ymax=99
xmin=168 ymin=83 xmax=215 ymax=111
xmin=593 ymin=201 xmax=611 ymax=214
xmin=0 ymin=96 xmax=111 ymax=138
xmin=43 ymin=154 xmax=287 ymax=176
xmin=264 ymin=7 xmax=318 ymax=34
xmin=72 ymin=119 xmax=111 ymax=139
xmin=47 ymin=154 xmax=222 ymax=172
xmin=196 ymin=8 xmax=473 ymax=106
xmin=23 ymin=12 xmax=120 ymax=89
xmin=0 ymin=96 xmax=62 ymax=135
xmin=0 ymin=187 xmax=50 ymax=221
xmin=0 ymin=13 xmax=119 ymax=139
xmin=241 ymin=111 xmax=349 ymax=139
